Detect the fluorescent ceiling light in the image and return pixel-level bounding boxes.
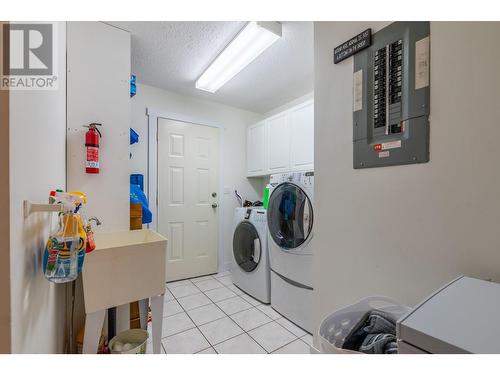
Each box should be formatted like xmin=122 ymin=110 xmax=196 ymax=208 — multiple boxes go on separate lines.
xmin=196 ymin=21 xmax=282 ymax=93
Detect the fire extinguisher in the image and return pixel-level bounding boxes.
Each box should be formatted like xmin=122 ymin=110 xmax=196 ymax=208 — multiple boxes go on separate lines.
xmin=84 ymin=123 xmax=102 ymax=174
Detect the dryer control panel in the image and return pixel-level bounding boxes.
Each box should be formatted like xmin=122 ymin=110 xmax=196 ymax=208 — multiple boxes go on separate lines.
xmin=353 ymin=22 xmax=430 ymax=169
xmin=269 ymin=171 xmax=314 ymax=187
xmin=252 ymin=209 xmax=267 ymax=222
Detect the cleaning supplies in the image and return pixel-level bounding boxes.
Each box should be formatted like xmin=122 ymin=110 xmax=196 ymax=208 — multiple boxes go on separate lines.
xmin=85 ymin=223 xmax=96 ymax=253
xmin=43 ymin=191 xmax=88 ymax=283
xmin=263 ymin=184 xmax=271 ymax=209
xmin=44 ymin=212 xmax=81 ymax=283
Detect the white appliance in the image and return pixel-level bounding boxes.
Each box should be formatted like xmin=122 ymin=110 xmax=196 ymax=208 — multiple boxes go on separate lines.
xmin=267 ymin=171 xmax=314 ymax=333
xmin=398 ymin=276 xmax=500 ymax=354
xmin=231 ymin=207 xmax=270 ymax=303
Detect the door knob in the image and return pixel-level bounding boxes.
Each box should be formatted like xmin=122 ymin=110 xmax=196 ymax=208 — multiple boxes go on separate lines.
xmin=212 ymin=203 xmax=218 ymax=208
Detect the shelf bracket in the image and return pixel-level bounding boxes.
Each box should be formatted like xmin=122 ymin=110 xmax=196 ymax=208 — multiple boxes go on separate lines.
xmin=23 ymin=200 xmax=63 ymax=219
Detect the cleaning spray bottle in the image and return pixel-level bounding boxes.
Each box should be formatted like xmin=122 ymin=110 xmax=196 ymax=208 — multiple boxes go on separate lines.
xmin=43 ymin=191 xmax=88 ymax=283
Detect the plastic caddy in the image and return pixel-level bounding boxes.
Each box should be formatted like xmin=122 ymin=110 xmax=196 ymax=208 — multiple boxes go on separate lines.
xmin=318 ymin=296 xmax=410 ymax=354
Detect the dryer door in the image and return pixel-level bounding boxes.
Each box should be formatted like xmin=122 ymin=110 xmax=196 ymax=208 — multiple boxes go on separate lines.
xmin=267 ymin=182 xmax=313 ymax=250
xmin=233 ymin=221 xmax=261 ymax=272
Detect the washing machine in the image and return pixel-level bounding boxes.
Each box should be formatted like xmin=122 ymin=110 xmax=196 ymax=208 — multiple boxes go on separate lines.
xmin=231 ymin=207 xmax=270 ymax=303
xmin=267 ymin=171 xmax=314 ymax=332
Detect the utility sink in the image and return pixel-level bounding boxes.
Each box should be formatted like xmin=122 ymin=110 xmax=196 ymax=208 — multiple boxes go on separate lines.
xmin=82 ymin=229 xmax=167 ymax=314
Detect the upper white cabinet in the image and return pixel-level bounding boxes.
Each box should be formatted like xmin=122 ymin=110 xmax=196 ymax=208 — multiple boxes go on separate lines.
xmin=289 ymin=101 xmax=314 ymax=171
xmin=247 ymin=121 xmax=267 ymax=176
xmin=246 ymin=100 xmax=314 ymax=177
xmin=267 ymin=112 xmax=290 ymax=174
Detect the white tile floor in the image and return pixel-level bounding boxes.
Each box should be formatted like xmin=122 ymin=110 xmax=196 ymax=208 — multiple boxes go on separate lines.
xmin=149 ymin=271 xmax=312 ymax=354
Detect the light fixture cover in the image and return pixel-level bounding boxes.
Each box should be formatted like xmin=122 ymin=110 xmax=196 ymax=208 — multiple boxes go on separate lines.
xmin=195 ymin=22 xmax=282 ymax=93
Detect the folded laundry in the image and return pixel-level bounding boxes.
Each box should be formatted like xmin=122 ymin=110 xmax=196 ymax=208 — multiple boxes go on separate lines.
xmin=342 ymin=310 xmax=398 ymax=354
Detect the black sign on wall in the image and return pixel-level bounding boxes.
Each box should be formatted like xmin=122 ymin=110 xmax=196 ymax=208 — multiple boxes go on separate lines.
xmin=333 ymin=29 xmax=371 ymax=64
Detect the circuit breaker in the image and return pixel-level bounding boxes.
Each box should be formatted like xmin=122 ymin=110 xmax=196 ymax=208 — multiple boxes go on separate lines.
xmin=353 ymin=22 xmax=430 ymax=169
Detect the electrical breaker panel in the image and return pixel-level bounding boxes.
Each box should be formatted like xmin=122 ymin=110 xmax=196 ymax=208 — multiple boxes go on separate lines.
xmin=353 ymin=22 xmax=430 ymax=169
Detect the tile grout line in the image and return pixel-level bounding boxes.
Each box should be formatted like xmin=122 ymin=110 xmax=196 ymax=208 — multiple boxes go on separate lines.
xmin=163 ymin=282 xmax=202 ymax=340
xmin=252 ymin=302 xmax=312 ymax=340
xmin=207 ymin=295 xmax=269 ymax=353
xmin=224 ymin=318 xmax=270 ymax=353
xmin=227 ymin=306 xmax=303 ymax=353
xmin=199 ymin=303 xmax=269 ymax=353
xmin=273 ymin=316 xmax=311 ymax=340
xmin=196 ymin=281 xmax=269 ymax=353
xmin=170 ymin=281 xmax=216 ymax=354
xmin=209 ymin=286 xmax=310 ymax=352
xmin=159 ymin=312 xmax=199 ymax=340
xmin=165 ymin=272 xmax=222 ymax=287
xmin=269 ymin=338 xmax=306 ymax=354
xmin=198 ymin=281 xmax=280 ymax=354
xmin=187 ymin=275 xmax=246 ymax=353
xmin=165 ymin=275 xmax=311 ymax=354
xmin=161 ymin=278 xmax=218 ymax=351
xmin=174 ymin=284 xmax=241 ymax=305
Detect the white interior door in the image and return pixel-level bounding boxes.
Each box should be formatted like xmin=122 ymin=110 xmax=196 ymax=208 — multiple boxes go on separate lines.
xmin=158 ymin=118 xmax=219 ymax=282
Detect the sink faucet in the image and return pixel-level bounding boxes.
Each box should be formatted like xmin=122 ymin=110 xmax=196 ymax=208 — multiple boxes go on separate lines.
xmin=88 ymin=216 xmax=102 ymax=226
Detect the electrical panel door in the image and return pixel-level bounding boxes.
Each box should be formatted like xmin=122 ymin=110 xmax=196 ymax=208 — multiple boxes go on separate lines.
xmin=353 ymin=22 xmax=430 ymax=169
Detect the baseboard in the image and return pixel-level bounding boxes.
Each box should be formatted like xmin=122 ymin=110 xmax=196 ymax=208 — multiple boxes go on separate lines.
xmin=221 ymin=262 xmax=232 ymax=273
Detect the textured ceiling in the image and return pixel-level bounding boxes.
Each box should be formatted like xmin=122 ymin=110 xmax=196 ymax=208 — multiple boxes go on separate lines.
xmin=109 ymin=22 xmax=313 ymax=113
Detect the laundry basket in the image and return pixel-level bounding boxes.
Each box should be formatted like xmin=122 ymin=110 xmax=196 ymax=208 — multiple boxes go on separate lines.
xmin=318 ymin=296 xmax=411 ymax=354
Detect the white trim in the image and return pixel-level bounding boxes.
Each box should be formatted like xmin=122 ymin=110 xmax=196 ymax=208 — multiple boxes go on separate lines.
xmin=147 ymin=107 xmax=225 ymax=274
xmin=223 ymin=261 xmax=232 ymax=273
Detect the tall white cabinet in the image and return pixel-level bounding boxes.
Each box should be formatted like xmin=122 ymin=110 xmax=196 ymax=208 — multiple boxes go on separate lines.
xmin=247 ymin=121 xmax=267 ymax=176
xmin=247 ymin=99 xmax=314 ymax=177
xmin=267 ymin=112 xmax=290 ymax=174
xmin=289 ymin=101 xmax=314 ymax=171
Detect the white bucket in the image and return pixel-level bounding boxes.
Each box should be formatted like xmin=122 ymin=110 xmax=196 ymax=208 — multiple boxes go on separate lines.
xmin=109 ymin=329 xmax=149 ymax=354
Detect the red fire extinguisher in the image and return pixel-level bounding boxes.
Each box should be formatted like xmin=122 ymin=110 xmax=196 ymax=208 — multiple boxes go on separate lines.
xmin=84 ymin=123 xmax=102 ymax=174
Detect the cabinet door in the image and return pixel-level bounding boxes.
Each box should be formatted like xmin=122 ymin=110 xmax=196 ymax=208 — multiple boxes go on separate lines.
xmin=266 ymin=113 xmax=290 ymax=174
xmin=289 ymin=101 xmax=314 ymax=171
xmin=247 ymin=122 xmax=267 ymax=176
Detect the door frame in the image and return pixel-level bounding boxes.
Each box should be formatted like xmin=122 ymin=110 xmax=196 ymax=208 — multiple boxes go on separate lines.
xmin=147 ymin=107 xmax=225 ymax=274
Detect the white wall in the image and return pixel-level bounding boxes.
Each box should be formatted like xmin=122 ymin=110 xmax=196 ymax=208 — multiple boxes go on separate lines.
xmin=67 ymin=22 xmax=131 ymax=233
xmin=0 ymin=22 xmax=10 ymax=353
xmin=9 ymin=22 xmax=67 ymax=353
xmin=130 ymin=83 xmax=263 ymax=270
xmin=313 ymin=21 xmax=500 ymax=344
xmin=263 ymin=91 xmax=314 ymax=118
xmin=65 ymin=22 xmax=131 ymax=348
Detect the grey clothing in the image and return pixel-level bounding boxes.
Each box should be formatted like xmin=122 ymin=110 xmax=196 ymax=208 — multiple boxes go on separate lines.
xmin=342 ymin=310 xmax=398 ymax=354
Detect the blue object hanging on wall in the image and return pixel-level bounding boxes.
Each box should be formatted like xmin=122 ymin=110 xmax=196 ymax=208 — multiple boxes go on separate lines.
xmin=130 ymin=183 xmax=152 ymax=224
xmin=130 ymin=128 xmax=139 ymax=145
xmin=130 ymin=174 xmax=144 ymax=191
xmin=130 ymin=74 xmax=137 ymax=97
